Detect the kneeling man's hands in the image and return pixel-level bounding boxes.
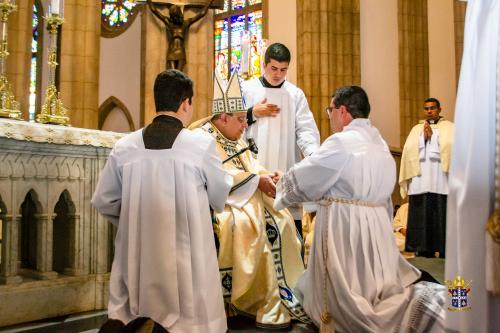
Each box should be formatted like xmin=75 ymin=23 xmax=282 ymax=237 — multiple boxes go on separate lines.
xmin=259 ymin=174 xmax=277 ymax=198
xmin=271 ymin=170 xmax=283 ymax=184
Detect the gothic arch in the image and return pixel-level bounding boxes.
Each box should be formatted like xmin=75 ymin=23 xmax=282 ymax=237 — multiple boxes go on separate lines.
xmin=52 ymin=190 xmax=76 ymax=274
xmin=0 ymin=194 xmax=7 ymax=216
xmin=99 ymin=96 xmax=135 ymax=132
xmin=19 ymin=190 xmax=42 ymax=270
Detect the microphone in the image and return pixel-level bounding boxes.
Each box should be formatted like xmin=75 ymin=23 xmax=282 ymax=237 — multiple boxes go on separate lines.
xmin=223 ymin=138 xmax=259 ymax=164
xmin=247 ymin=138 xmax=258 ymax=155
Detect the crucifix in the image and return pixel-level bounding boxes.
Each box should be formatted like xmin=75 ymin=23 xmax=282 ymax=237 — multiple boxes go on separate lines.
xmin=144 ymin=0 xmax=223 ymax=72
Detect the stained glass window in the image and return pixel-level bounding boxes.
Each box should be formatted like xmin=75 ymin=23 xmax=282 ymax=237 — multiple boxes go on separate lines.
xmin=214 ymin=0 xmax=265 ymax=80
xmin=29 ymin=2 xmax=42 ymax=122
xmin=101 ymin=0 xmax=139 ymax=37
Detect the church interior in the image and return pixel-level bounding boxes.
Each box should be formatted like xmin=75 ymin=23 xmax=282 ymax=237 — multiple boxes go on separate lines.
xmin=1 ymin=0 xmax=497 ymax=332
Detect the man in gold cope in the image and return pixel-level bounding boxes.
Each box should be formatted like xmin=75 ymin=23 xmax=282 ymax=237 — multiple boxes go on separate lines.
xmin=190 ymin=72 xmax=308 ymax=329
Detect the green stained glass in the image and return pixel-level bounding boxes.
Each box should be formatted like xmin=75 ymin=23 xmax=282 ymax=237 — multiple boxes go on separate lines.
xmin=29 ymin=3 xmax=41 ymax=121
xmin=248 ymin=10 xmax=262 ymax=78
xmin=216 ymin=0 xmax=230 ymax=14
xmin=102 ymin=0 xmax=137 ymax=28
xmin=232 ymin=0 xmax=245 ymax=10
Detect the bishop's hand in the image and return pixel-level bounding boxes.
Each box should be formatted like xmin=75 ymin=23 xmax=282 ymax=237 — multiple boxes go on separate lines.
xmin=253 ymin=98 xmax=280 ymax=118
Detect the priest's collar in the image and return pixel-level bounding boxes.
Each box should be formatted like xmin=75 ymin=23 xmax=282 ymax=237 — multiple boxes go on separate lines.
xmin=153 ymin=114 xmax=184 ymax=128
xmin=420 ymin=116 xmax=443 ymax=125
xmin=427 ymin=116 xmax=443 ymax=125
xmin=259 ymin=76 xmax=285 ymax=88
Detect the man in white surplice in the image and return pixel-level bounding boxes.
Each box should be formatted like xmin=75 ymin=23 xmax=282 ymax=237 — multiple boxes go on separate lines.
xmin=241 ymin=42 xmax=320 ymax=222
xmin=274 ymin=86 xmax=446 ymax=332
xmin=91 ymin=70 xmax=232 ymax=333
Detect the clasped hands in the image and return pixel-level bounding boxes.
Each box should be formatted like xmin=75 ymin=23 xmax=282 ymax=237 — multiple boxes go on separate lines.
xmin=258 ymin=171 xmax=283 ymax=198
xmin=423 ymin=121 xmax=433 ymax=142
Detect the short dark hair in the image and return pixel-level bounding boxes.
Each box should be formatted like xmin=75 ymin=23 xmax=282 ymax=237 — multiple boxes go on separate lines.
xmin=332 ymin=86 xmax=370 ymax=119
xmin=154 ymin=69 xmax=193 ymax=112
xmin=424 ymin=97 xmax=440 ymax=109
xmin=264 ymin=43 xmax=291 ymax=65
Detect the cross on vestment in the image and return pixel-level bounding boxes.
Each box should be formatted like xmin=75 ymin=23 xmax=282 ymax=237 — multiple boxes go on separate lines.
xmin=142 ymin=0 xmax=224 ymax=71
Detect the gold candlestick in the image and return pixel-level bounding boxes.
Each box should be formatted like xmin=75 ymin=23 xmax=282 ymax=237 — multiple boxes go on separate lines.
xmin=0 ymin=0 xmax=21 ymax=120
xmin=36 ymin=13 xmax=69 ymax=126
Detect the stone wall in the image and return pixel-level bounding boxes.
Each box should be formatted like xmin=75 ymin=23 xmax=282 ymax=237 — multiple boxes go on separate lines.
xmin=297 ymin=0 xmax=361 ymax=141
xmin=0 ymin=126 xmax=116 ymax=327
xmin=398 ymin=0 xmax=430 ymax=144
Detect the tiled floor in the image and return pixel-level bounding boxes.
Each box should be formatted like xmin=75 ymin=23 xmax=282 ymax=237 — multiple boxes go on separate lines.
xmin=0 ymin=258 xmax=444 ymax=333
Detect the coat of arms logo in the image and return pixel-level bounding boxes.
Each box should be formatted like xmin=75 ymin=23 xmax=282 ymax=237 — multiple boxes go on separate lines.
xmin=445 ymin=275 xmax=472 ymax=311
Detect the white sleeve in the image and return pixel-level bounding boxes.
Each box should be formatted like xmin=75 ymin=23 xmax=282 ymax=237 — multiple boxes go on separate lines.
xmin=202 ymin=138 xmax=233 ymax=213
xmin=274 ymin=136 xmax=349 ymax=210
xmin=91 ymin=150 xmax=122 ymax=226
xmin=227 ymin=175 xmax=259 ymax=209
xmin=295 ymin=89 xmax=320 ymax=157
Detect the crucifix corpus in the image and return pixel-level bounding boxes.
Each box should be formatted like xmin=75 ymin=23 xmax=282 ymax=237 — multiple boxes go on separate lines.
xmin=146 ymin=0 xmax=223 ymax=71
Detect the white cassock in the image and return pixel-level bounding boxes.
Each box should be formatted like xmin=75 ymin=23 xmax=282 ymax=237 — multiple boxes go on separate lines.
xmin=275 ymin=119 xmax=446 ymax=332
xmin=445 ymin=0 xmax=500 ymax=332
xmin=241 ymin=79 xmax=320 ymax=173
xmin=91 ymin=128 xmax=232 ymax=333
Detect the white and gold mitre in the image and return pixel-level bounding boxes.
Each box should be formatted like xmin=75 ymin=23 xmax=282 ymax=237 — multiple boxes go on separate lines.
xmin=212 ymin=71 xmax=246 ymax=115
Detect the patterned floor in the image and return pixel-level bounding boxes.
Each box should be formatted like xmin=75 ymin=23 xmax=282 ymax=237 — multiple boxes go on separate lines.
xmin=0 ymin=258 xmax=444 ymax=333
xmin=0 ymin=312 xmax=317 ymax=333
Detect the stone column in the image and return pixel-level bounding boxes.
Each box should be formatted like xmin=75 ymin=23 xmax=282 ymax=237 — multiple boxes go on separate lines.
xmin=454 ymin=0 xmax=467 ymax=86
xmin=64 ymin=214 xmax=84 ymax=276
xmin=0 ymin=215 xmax=22 ymax=284
xmin=398 ymin=0 xmax=430 ymax=144
xmin=297 ymin=0 xmax=361 ymax=141
xmin=6 ymin=0 xmax=32 ymax=120
xmin=34 ymin=213 xmax=57 ymax=279
xmin=59 ymin=0 xmax=100 ymax=129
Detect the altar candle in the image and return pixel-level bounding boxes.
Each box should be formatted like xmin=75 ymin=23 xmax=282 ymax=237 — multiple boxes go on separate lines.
xmin=51 ymin=0 xmax=60 ymax=15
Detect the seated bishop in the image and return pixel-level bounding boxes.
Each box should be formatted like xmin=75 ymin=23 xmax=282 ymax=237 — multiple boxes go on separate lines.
xmin=189 ymin=72 xmax=309 ymax=329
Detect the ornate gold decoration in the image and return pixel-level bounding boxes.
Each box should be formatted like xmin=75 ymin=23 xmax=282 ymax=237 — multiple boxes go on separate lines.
xmin=488 ymin=34 xmax=500 ymax=245
xmin=36 ymin=13 xmax=69 ymax=126
xmin=487 ymin=210 xmax=500 ymax=244
xmin=0 ymin=1 xmax=21 ymax=120
xmin=320 ymin=310 xmax=331 ymax=324
xmin=445 ymin=276 xmax=472 ymax=291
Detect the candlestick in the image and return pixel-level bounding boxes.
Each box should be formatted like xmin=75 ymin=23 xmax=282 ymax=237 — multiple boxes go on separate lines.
xmin=51 ymin=0 xmax=60 ymax=15
xmin=0 ymin=0 xmax=21 ymax=120
xmin=36 ymin=12 xmax=69 ymax=125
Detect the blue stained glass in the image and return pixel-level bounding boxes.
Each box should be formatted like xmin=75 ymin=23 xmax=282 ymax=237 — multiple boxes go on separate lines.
xmin=230 ymin=15 xmax=245 ymax=47
xmin=222 ymin=19 xmax=229 ymax=49
xmin=230 ymin=15 xmax=245 ymax=73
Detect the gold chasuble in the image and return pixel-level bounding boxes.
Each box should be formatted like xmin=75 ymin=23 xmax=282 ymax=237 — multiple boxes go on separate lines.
xmin=198 ymin=120 xmax=309 ymax=328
